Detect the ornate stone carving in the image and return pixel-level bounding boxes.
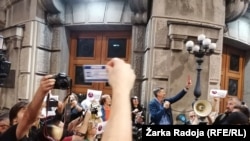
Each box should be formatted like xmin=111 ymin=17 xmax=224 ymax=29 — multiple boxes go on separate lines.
xmin=225 ymin=0 xmax=249 ymax=23
xmin=129 ymin=0 xmax=149 ymax=25
xmin=39 ymin=0 xmax=65 ymax=25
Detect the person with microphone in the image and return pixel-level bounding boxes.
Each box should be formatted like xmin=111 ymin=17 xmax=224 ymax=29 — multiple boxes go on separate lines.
xmin=149 ymin=77 xmax=192 ymax=125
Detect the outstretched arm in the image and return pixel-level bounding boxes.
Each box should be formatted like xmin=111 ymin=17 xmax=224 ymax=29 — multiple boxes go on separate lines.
xmin=16 ymin=75 xmax=55 ymax=140
xmin=101 ymin=58 xmax=136 ymax=141
xmin=167 ymin=76 xmax=192 ymax=103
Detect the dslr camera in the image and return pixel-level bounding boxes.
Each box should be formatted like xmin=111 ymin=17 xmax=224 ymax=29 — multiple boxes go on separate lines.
xmin=53 ymin=72 xmax=71 ymax=90
xmin=0 ymin=54 xmax=11 ymax=79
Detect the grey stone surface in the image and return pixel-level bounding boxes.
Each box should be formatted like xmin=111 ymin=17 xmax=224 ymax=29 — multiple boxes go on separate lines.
xmin=153 ymin=18 xmax=169 ymax=48
xmin=132 ymin=53 xmax=144 ymax=78
xmin=132 ymin=25 xmax=146 ymax=51
xmin=37 ymin=23 xmax=53 ymax=49
xmin=20 ymin=47 xmax=32 ymax=73
xmin=244 ymin=51 xmax=250 ymax=104
xmin=72 ymin=1 xmax=87 ymax=23
xmin=142 ymin=50 xmax=150 ymax=78
xmin=106 ymin=1 xmax=125 ymax=23
xmin=36 ymin=49 xmax=50 ymax=74
xmin=68 ymin=0 xmax=132 ymax=24
xmin=152 ymin=49 xmax=170 ymax=79
xmin=18 ymin=74 xmax=31 ymax=100
xmin=22 ymin=22 xmax=35 ymax=47
xmin=152 ymin=0 xmax=225 ymax=26
xmin=11 ymin=0 xmax=30 ymax=26
xmin=87 ymin=2 xmax=106 ymax=23
xmin=209 ymin=55 xmax=221 ymax=83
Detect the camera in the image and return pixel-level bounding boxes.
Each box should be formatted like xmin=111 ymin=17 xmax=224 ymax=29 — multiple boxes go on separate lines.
xmin=0 ymin=55 xmax=11 ymax=79
xmin=53 ymin=73 xmax=71 ymax=90
xmin=90 ymin=107 xmax=98 ymax=115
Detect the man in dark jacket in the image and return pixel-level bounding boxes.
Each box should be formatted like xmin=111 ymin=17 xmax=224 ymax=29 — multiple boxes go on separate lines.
xmin=149 ymin=79 xmax=191 ymax=125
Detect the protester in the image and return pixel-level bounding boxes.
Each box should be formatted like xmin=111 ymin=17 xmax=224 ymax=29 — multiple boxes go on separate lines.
xmin=212 ymin=96 xmax=241 ymax=125
xmin=101 ymin=58 xmax=136 ymax=141
xmin=0 ymin=75 xmax=56 ymax=140
xmin=186 ymin=110 xmax=199 ymax=125
xmin=100 ymin=94 xmax=112 ymax=121
xmin=148 ymin=77 xmax=192 ymax=125
xmin=131 ymin=96 xmax=145 ymax=126
xmin=0 ymin=110 xmax=10 ymax=135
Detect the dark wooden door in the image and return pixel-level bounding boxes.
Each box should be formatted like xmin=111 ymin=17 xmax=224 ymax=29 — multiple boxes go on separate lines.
xmin=69 ymin=31 xmax=131 ymax=95
xmin=220 ymin=45 xmax=245 ymax=112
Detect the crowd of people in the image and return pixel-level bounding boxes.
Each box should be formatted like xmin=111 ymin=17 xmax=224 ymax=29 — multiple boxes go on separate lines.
xmin=0 ymin=58 xmax=136 ymax=141
xmin=0 ymin=57 xmax=250 ymax=141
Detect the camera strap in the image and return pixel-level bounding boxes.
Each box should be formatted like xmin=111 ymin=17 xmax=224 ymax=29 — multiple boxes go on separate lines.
xmin=44 ymin=93 xmax=56 ymax=141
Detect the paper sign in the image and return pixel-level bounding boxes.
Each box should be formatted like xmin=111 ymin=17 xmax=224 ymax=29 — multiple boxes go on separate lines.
xmin=83 ymin=65 xmax=108 ymax=82
xmin=209 ymin=89 xmax=227 ymax=98
xmin=87 ymin=89 xmax=102 ymax=101
xmin=96 ymin=121 xmax=107 ymax=135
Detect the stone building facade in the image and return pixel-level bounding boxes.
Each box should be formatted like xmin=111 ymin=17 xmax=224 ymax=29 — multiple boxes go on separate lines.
xmin=0 ymin=0 xmax=249 ymax=124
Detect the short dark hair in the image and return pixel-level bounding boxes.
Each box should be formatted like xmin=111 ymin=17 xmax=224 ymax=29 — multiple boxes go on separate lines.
xmin=100 ymin=94 xmax=111 ymax=105
xmin=233 ymin=105 xmax=250 ymax=118
xmin=223 ymin=111 xmax=249 ymax=125
xmin=153 ymin=87 xmax=164 ymax=97
xmin=9 ymin=101 xmax=28 ymax=126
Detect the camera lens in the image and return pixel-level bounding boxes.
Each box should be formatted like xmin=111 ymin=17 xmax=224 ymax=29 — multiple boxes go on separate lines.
xmin=53 ymin=73 xmax=71 ymax=90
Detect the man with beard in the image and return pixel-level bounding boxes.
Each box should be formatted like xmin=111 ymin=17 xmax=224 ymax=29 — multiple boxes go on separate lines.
xmin=212 ymin=96 xmax=241 ymax=125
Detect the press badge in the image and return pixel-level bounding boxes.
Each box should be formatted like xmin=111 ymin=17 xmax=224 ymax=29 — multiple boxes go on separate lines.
xmin=83 ymin=65 xmax=108 ymax=82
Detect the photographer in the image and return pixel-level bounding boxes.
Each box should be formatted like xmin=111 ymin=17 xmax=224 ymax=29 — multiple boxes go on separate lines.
xmin=62 ymin=93 xmax=84 ymax=122
xmin=131 ymin=96 xmax=144 ymax=141
xmin=0 ymin=75 xmax=56 ymax=141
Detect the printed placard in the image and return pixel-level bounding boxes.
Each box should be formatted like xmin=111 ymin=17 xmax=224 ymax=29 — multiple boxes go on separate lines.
xmin=209 ymin=89 xmax=227 ymax=98
xmin=83 ymin=65 xmax=108 ymax=82
xmin=86 ymin=89 xmax=102 ymax=101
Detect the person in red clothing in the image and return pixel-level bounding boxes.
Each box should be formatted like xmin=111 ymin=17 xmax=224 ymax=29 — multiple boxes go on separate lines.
xmin=100 ymin=94 xmax=112 ymax=121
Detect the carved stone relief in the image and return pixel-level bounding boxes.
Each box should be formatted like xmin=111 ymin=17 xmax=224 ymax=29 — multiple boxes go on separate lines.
xmin=129 ymin=0 xmax=149 ymax=25
xmin=226 ymin=0 xmax=249 ymax=23
xmin=39 ymin=0 xmax=66 ymax=25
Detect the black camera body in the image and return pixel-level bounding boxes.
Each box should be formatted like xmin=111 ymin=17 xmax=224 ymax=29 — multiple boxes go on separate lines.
xmin=90 ymin=107 xmax=98 ymax=115
xmin=0 ymin=55 xmax=11 ymax=79
xmin=53 ymin=73 xmax=71 ymax=90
